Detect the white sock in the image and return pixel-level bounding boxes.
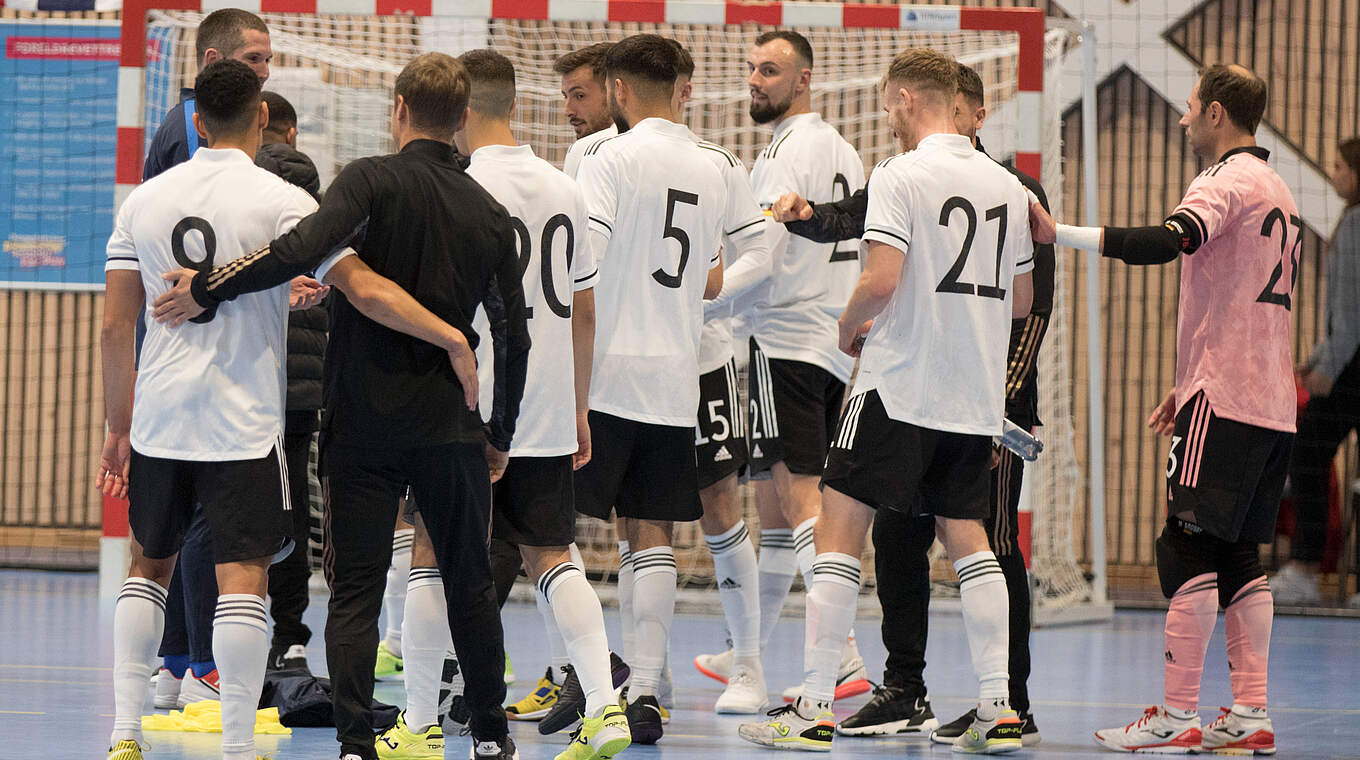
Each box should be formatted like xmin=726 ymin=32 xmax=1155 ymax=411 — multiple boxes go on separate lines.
xmin=111 ymin=577 xmax=168 ymax=746
xmin=533 ymin=543 xmax=588 ymax=673
xmin=803 ymin=553 xmax=860 ymax=706
xmin=757 ymin=529 xmax=797 ymax=650
xmin=535 ymin=587 xmax=571 ymax=672
xmin=383 ymin=528 xmax=414 ymax=656
xmin=617 ymin=541 xmax=635 ymax=665
xmin=705 ymin=521 xmax=761 ymax=660
xmin=792 ymin=517 xmax=818 ymax=582
xmin=213 ymin=594 xmax=269 ymax=760
xmin=402 ymin=567 xmax=451 ymax=733
xmin=540 ymin=561 xmax=614 ymax=716
xmin=628 ymin=545 xmax=676 ymax=697
xmin=954 ymin=550 xmax=1009 ymax=717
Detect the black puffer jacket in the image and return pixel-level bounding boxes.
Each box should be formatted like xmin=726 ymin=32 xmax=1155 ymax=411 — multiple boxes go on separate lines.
xmin=256 ymin=142 xmax=327 ymax=419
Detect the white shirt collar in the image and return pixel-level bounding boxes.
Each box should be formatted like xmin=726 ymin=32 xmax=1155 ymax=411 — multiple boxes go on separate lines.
xmin=772 ymin=111 xmax=822 ymax=139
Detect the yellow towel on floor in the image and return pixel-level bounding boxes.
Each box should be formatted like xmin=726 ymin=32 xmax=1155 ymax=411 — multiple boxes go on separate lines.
xmin=142 ymin=699 xmax=291 ymax=735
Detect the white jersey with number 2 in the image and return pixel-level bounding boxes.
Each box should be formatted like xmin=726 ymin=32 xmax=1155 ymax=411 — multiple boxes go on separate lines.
xmin=854 ymin=133 xmax=1034 ymax=436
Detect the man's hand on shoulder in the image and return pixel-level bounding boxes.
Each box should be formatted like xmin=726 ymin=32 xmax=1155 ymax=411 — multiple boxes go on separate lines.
xmin=153 ymin=269 xmax=207 ymax=327
xmin=1028 ymin=194 xmax=1056 ymax=245
xmin=772 ymin=192 xmax=813 ymax=223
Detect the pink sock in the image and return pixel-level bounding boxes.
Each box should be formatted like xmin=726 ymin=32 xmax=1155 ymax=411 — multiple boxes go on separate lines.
xmin=1164 ymin=573 xmax=1218 ymax=713
xmin=1225 ymin=576 xmax=1272 ymax=709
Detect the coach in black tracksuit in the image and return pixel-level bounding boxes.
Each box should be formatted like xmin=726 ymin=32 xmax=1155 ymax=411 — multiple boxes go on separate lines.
xmin=162 ymin=54 xmax=530 ymax=760
xmin=784 ymin=126 xmax=1054 ymax=742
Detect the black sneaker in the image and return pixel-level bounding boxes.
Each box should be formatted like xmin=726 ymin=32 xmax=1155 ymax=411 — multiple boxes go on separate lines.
xmin=1018 ymin=712 xmax=1041 ymax=746
xmin=471 ymin=735 xmax=518 ymax=760
xmin=624 ymin=694 xmax=664 ymax=745
xmin=267 ymin=643 xmax=310 ymax=673
xmin=836 ymin=684 xmax=938 ymax=736
xmin=933 ymin=709 xmax=1041 ymax=746
xmin=438 ymin=653 xmax=470 ymax=731
xmin=539 ymin=652 xmax=631 ymax=735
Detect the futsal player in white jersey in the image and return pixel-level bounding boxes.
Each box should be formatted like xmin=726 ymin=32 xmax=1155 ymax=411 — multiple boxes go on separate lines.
xmin=560 ymin=43 xmax=618 ymax=180
xmin=738 ymin=48 xmax=1034 ymax=754
xmin=668 ymin=45 xmax=770 ymax=715
xmin=100 ymin=60 xmax=476 ymax=760
xmin=698 ymin=28 xmax=870 ymax=703
xmin=500 ymin=40 xmax=628 ymax=725
xmin=572 ymin=33 xmax=727 ymax=745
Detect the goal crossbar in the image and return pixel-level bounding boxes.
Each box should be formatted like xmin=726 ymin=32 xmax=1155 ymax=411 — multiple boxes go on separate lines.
xmin=114 ymin=1 xmax=1046 ymax=209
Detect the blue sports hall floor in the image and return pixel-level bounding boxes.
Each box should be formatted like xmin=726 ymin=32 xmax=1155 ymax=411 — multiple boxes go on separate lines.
xmin=2 ymin=570 xmax=1357 ymax=759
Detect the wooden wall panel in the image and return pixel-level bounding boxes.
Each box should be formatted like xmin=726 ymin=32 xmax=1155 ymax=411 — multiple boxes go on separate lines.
xmin=1167 ymin=0 xmax=1360 ymax=175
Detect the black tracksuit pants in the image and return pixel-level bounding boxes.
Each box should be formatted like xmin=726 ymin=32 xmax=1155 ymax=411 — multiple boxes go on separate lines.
xmin=267 ymin=426 xmax=316 ymax=650
xmin=1288 ymin=356 xmax=1360 ymax=563
xmin=322 ymin=439 xmax=508 ymax=758
xmin=874 ymin=446 xmax=1033 ymax=715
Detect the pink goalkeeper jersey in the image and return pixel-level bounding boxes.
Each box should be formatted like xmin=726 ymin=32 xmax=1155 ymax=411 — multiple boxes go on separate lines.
xmin=1172 ymin=146 xmax=1299 ymax=432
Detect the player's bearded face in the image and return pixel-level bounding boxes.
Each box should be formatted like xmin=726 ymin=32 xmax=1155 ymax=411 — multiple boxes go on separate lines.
xmin=749 ymin=81 xmax=794 ymax=124
xmin=562 ymin=67 xmax=612 ymax=138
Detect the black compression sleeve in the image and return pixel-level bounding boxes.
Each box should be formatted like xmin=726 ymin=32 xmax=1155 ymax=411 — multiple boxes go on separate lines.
xmin=1102 ymin=223 xmax=1184 ymax=265
xmin=784 ymin=187 xmax=868 ymax=243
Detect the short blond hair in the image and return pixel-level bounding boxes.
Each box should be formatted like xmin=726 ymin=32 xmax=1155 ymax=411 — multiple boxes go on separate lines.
xmin=884 ymin=48 xmax=957 ymax=104
xmin=395 ymin=53 xmax=470 ymax=135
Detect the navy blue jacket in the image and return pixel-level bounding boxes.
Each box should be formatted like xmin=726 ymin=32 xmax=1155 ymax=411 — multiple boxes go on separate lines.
xmin=143 ymin=88 xmax=197 ymax=181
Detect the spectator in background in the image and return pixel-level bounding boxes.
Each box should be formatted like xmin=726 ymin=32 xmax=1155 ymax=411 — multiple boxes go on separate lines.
xmin=143 ymin=9 xmax=272 ymax=181
xmin=255 ymin=90 xmax=330 ymax=671
xmin=1275 ymin=138 xmax=1360 ymax=606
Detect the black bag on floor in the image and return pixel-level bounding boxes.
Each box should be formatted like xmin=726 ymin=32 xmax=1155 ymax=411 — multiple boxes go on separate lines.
xmin=259 ymin=670 xmax=399 ymax=729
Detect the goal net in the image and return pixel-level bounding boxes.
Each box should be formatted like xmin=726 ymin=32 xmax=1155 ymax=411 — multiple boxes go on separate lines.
xmin=128 ymin=3 xmax=1101 ymax=622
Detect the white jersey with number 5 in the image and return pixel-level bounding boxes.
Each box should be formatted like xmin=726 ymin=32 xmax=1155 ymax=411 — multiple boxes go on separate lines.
xmin=577 ymin=117 xmax=728 ymax=427
xmin=104 ymin=147 xmax=317 ymax=461
xmin=855 ymin=133 xmax=1034 ymax=436
xmin=468 ymin=143 xmax=598 ymax=456
xmin=750 ymin=111 xmax=865 ymax=382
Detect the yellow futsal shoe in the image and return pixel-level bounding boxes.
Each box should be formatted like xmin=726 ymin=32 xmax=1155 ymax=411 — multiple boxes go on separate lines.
xmin=374 ymin=641 xmax=404 ymax=679
xmin=375 ymin=711 xmax=444 ymax=760
xmin=556 ymin=705 xmax=632 ymax=760
xmin=108 ymin=739 xmax=145 ymax=760
xmin=507 ymin=666 xmax=561 ymax=721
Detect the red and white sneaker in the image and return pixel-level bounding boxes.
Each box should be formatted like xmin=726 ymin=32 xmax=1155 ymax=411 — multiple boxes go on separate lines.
xmin=1201 ymin=706 xmax=1275 ymax=755
xmin=177 ymin=668 xmax=221 ymax=707
xmin=1094 ymin=706 xmax=1201 ymax=753
xmin=694 ymin=648 xmax=733 ymax=685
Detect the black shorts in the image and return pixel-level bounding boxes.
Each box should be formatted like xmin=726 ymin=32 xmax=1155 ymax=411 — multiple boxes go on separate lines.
xmin=747 ymin=338 xmax=845 ymax=476
xmin=696 ymin=359 xmax=749 ymax=490
xmin=1166 ymin=391 xmax=1293 ymax=543
xmin=129 ymin=443 xmax=292 ymax=564
xmin=821 ymin=390 xmax=991 ymax=520
xmin=575 ymin=411 xmax=702 ymax=522
xmin=491 ymin=455 xmax=576 ymax=547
